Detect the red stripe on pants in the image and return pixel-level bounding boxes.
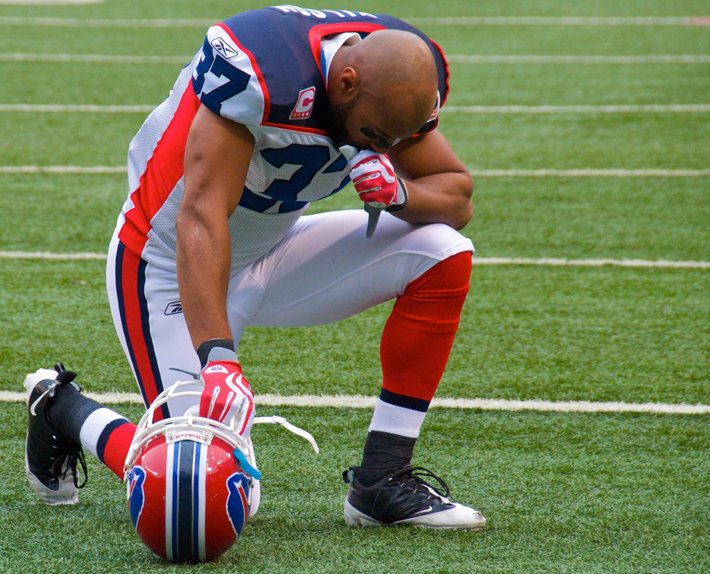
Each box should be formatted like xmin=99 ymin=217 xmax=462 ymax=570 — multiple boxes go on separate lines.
xmin=119 ymin=247 xmax=163 ymax=409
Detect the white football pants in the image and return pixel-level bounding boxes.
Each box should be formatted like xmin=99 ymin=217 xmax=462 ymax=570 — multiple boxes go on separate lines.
xmin=106 ymin=209 xmax=473 ymax=413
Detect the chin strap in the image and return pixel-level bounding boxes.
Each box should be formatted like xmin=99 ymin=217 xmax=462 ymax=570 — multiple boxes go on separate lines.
xmin=232 ymin=415 xmax=319 ymax=484
xmin=233 ymin=449 xmax=262 ymax=480
xmin=253 ymin=415 xmax=320 ymax=454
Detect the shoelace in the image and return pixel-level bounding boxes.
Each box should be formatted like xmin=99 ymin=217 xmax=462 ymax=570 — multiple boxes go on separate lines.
xmin=29 ymin=364 xmax=87 ymax=488
xmin=390 ymin=465 xmax=451 ymax=500
xmin=50 ymin=447 xmax=88 ymax=489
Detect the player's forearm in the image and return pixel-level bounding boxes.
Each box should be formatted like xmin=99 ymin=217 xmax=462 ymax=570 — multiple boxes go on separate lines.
xmin=176 ymin=210 xmax=233 ymax=348
xmin=393 ymin=169 xmax=473 ymax=230
xmin=177 ymin=108 xmax=254 ymax=349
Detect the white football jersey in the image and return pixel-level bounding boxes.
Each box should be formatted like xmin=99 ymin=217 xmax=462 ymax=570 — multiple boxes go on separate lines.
xmin=116 ymin=6 xmax=450 ymax=269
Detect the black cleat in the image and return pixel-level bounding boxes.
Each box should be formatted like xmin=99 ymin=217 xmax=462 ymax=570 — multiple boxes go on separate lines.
xmin=343 ymin=465 xmax=486 ymax=530
xmin=24 ymin=364 xmax=87 ymax=505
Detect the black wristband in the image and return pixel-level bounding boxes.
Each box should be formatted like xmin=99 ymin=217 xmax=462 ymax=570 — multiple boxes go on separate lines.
xmin=196 ymin=338 xmax=235 ymax=368
xmin=385 ymin=177 xmax=408 ymax=213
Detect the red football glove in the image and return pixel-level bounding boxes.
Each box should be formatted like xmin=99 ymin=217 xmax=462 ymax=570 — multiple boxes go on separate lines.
xmin=349 ymin=150 xmax=407 ymax=209
xmin=199 ymin=360 xmax=254 ymax=435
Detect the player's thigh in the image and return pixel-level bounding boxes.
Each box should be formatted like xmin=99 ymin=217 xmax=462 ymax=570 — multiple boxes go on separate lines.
xmin=106 ymin=238 xmax=198 ymax=413
xmin=245 ymin=209 xmax=473 ymax=326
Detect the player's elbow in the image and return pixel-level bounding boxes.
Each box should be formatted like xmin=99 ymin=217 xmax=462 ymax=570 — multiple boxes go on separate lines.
xmin=176 ymin=200 xmax=212 ymax=249
xmin=449 ymin=170 xmax=474 ymax=230
xmin=453 ymin=202 xmax=473 ymax=231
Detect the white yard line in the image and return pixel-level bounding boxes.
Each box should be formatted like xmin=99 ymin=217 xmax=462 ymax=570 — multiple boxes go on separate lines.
xmin=473 ymin=257 xmax=710 ymax=269
xmin=3 ymin=104 xmax=709 ymax=114
xmin=1 ymin=250 xmax=707 ymax=269
xmin=474 ymin=168 xmax=710 ymax=177
xmin=0 ymin=0 xmax=101 ymax=4
xmin=0 ymin=16 xmax=214 ymax=27
xmin=0 ymin=53 xmax=188 ymax=64
xmin=448 ymin=54 xmax=710 ymax=64
xmin=0 ymin=165 xmax=126 ymax=174
xmin=2 ymin=165 xmax=708 ymax=177
xmin=443 ymin=104 xmax=710 ymax=114
xmin=0 ymin=390 xmax=707 ymax=414
xmin=0 ymin=251 xmax=107 ymax=260
xmin=0 ymin=16 xmax=707 ymax=27
xmin=407 ymin=16 xmax=710 ymax=26
xmin=3 ymin=52 xmax=709 ymax=65
xmin=0 ymin=104 xmax=154 ymax=113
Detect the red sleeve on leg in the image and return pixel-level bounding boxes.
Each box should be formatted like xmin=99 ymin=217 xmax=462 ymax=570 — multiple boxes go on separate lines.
xmin=100 ymin=421 xmax=138 ymax=479
xmin=380 ymin=252 xmax=472 ymax=403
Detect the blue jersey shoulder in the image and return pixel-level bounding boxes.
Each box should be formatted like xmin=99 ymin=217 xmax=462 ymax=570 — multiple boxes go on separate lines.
xmin=219 ymin=7 xmax=450 ymax=130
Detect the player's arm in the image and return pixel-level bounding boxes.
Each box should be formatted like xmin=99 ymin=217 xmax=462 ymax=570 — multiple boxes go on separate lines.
xmin=176 ymin=104 xmax=255 ymax=348
xmin=388 ymin=128 xmax=473 ymax=230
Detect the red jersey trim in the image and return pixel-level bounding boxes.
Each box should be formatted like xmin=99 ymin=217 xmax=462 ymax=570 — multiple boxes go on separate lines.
xmin=307 ymin=22 xmax=386 ymax=81
xmin=118 ymin=86 xmax=200 ymax=255
xmin=428 ymin=36 xmax=451 ymax=105
xmin=261 ymin=120 xmax=328 ymax=135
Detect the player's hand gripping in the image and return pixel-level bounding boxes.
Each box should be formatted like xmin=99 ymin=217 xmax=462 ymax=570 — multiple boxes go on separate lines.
xmin=349 ymin=150 xmax=408 ymax=210
xmin=199 ymin=359 xmax=255 ymax=436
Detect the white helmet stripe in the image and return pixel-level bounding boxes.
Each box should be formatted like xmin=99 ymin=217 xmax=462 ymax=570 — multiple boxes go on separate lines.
xmin=196 ymin=441 xmax=208 ymax=562
xmin=164 ymin=441 xmax=177 ymax=562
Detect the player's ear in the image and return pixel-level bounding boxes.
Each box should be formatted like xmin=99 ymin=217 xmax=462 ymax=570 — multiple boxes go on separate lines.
xmin=339 ymin=67 xmax=360 ymax=98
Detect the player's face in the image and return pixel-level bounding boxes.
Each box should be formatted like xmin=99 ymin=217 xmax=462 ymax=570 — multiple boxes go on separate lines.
xmin=326 ymin=94 xmax=361 ymax=149
xmin=329 ymin=94 xmax=417 ymax=153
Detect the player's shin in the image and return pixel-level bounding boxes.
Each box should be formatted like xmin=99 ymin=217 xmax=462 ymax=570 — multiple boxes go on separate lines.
xmin=343 ymin=252 xmax=484 ymax=529
xmin=359 ymin=252 xmax=472 ymax=482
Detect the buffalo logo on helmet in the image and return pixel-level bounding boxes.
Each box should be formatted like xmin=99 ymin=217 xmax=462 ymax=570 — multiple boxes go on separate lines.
xmin=125 ymin=435 xmax=250 ymax=563
xmin=122 ymin=380 xmax=317 ymax=563
xmin=226 ymin=472 xmax=251 ymax=536
xmin=126 ymin=465 xmax=147 ymax=528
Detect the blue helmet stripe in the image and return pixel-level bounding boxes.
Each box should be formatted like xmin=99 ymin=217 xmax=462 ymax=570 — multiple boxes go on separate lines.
xmin=176 ymin=440 xmax=197 ymax=562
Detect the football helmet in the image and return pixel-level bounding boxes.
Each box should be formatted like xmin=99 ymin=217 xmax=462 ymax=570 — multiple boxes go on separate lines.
xmin=124 ymin=380 xmax=318 ymax=563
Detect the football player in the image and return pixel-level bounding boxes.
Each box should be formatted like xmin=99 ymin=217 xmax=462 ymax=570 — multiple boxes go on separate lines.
xmin=24 ymin=5 xmax=485 ymax=550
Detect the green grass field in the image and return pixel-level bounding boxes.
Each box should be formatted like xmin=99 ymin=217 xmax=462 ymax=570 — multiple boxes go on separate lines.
xmin=0 ymin=1 xmax=708 ymax=572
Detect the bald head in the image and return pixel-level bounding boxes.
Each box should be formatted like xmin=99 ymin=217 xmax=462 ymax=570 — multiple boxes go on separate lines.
xmin=353 ymin=30 xmax=437 ymax=98
xmin=328 ymin=29 xmax=439 ymax=147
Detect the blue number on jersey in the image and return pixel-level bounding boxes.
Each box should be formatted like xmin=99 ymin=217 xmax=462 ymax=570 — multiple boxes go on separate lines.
xmin=261 ymin=144 xmax=331 ymax=199
xmin=193 ymin=38 xmax=250 ymax=112
xmin=240 ymin=145 xmax=350 ymax=213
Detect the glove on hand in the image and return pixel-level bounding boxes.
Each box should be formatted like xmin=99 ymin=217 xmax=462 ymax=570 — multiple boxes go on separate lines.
xmin=349 ymin=150 xmax=407 ymax=210
xmin=199 ymin=360 xmax=254 ymax=436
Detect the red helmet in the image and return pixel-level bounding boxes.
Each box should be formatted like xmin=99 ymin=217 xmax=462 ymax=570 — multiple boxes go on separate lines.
xmin=123 ymin=381 xmax=260 ymax=563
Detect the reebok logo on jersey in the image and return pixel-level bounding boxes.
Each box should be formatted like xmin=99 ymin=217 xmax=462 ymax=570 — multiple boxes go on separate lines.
xmin=211 ymin=37 xmax=238 ymax=59
xmin=289 ymin=87 xmax=316 ymax=120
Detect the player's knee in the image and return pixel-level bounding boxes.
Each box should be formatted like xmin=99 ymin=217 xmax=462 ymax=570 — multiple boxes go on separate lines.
xmin=406 ymin=250 xmax=472 ymax=295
